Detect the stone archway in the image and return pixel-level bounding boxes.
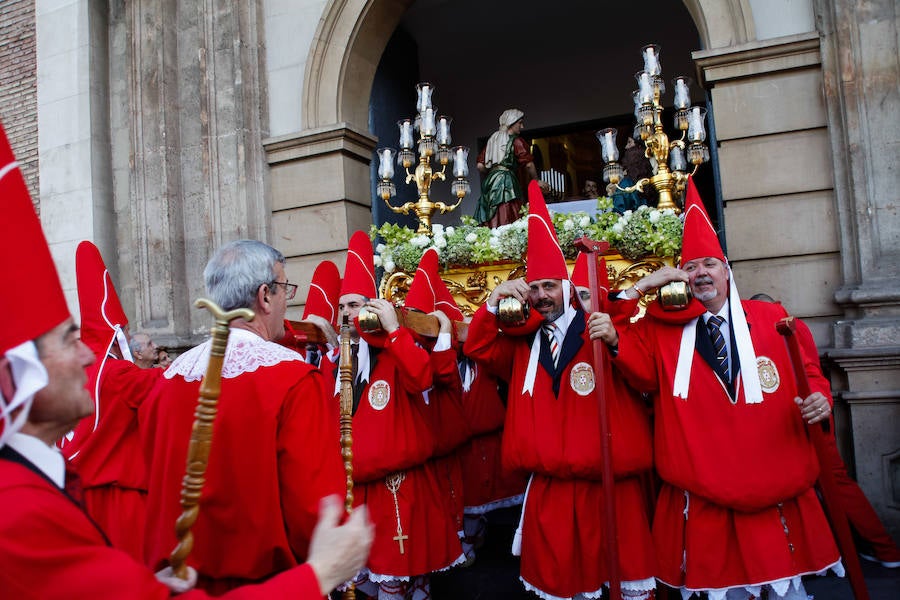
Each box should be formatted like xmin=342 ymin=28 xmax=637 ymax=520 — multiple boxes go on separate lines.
xmin=301 ymin=0 xmax=755 ymax=130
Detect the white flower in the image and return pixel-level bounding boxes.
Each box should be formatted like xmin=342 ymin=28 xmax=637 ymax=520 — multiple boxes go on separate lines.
xmin=432 ymin=223 xmax=444 ymax=234
xmin=623 ymin=210 xmax=633 ymax=218
xmin=384 ymin=260 xmax=396 ymax=273
xmin=411 ymin=235 xmax=430 ymax=247
xmin=612 ymin=223 xmax=625 ymax=234
xmin=446 ymin=226 xmax=455 ymax=235
xmin=465 ymin=233 xmax=478 ymax=243
xmin=579 ymin=216 xmax=590 ymax=228
xmin=636 ymin=204 xmax=650 ymax=212
xmin=376 ymin=243 xmax=386 ymax=253
xmin=563 ymin=219 xmax=574 ymax=231
xmin=373 ymin=255 xmax=383 ymax=267
xmin=489 ymin=237 xmax=501 ymax=248
xmin=434 ymin=237 xmax=447 ymax=249
xmin=662 ymin=208 xmax=676 ymax=217
xmin=649 ymin=210 xmax=660 ymax=224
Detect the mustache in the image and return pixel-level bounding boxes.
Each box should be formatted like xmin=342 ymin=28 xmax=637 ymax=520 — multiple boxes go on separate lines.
xmin=694 ymin=276 xmax=714 ymax=286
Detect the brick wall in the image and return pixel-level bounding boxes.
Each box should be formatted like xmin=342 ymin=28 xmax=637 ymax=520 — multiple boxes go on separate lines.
xmin=0 ymin=0 xmax=38 ymax=212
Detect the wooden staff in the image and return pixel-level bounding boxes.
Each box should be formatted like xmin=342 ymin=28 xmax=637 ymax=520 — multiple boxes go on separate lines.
xmin=338 ymin=314 xmax=356 ymax=600
xmin=169 ymin=299 xmax=254 ymax=580
xmin=574 ymin=236 xmax=620 ymax=600
xmin=776 ymin=317 xmax=869 ymax=600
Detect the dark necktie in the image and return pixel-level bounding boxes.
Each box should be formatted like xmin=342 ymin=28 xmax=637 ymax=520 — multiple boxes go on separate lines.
xmin=543 ymin=322 xmax=560 ymax=368
xmin=64 ymin=468 xmax=84 ymax=506
xmin=706 ymin=315 xmax=730 ymax=382
xmin=350 ymin=342 xmax=360 ymax=384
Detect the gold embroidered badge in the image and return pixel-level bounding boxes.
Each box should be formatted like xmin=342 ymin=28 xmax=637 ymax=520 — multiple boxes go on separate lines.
xmin=368 ymin=380 xmax=391 ymax=410
xmin=569 ymin=362 xmax=596 ymax=396
xmin=756 ymin=356 xmax=779 ymax=393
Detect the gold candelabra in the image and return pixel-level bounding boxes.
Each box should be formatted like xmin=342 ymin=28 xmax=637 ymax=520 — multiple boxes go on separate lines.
xmin=599 ymin=44 xmax=710 ymax=213
xmin=377 ymin=82 xmax=470 ymax=235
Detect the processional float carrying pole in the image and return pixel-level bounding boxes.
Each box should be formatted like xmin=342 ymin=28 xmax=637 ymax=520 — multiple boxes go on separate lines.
xmin=776 ymin=316 xmax=869 ymax=600
xmin=338 ymin=314 xmax=357 ymax=599
xmin=574 ymin=236 xmax=621 ymax=600
xmin=169 ymin=299 xmax=255 ymax=580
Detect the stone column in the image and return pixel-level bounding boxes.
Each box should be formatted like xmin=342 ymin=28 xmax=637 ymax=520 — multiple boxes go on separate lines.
xmin=816 ymin=0 xmax=900 ymax=538
xmin=109 ymin=0 xmax=269 ymax=347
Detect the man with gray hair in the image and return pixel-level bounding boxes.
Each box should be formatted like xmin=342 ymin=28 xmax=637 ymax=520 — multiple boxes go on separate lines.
xmin=0 ymin=122 xmax=372 ymax=597
xmin=474 ymin=108 xmax=548 ymax=227
xmin=129 ymin=332 xmax=160 ymax=369
xmin=140 ymin=239 xmax=348 ymax=594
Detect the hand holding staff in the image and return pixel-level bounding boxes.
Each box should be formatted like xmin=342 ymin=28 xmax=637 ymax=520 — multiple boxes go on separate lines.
xmin=777 ymin=316 xmax=869 ymax=600
xmin=574 ymin=236 xmax=621 ymax=600
xmin=169 ymin=299 xmax=254 ymax=580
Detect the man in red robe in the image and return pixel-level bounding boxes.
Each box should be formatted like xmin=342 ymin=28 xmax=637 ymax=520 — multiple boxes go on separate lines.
xmin=588 ymin=178 xmax=842 ymax=599
xmin=58 ymin=240 xmax=162 ymax=560
xmin=141 ymin=239 xmax=347 ymax=593
xmin=0 ymin=120 xmax=372 ymax=598
xmin=325 ymin=232 xmax=463 ymax=599
xmin=465 ymin=182 xmax=657 ymax=600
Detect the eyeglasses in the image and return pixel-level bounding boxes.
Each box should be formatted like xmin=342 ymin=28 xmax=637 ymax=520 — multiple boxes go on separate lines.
xmin=270 ymin=280 xmax=298 ymax=300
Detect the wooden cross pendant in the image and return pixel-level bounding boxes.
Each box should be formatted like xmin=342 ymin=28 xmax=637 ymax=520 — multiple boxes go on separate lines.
xmin=393 ymin=530 xmax=408 ymax=554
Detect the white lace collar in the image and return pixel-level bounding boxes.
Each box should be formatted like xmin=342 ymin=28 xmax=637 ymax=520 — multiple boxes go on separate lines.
xmin=165 ymin=328 xmax=303 ymax=382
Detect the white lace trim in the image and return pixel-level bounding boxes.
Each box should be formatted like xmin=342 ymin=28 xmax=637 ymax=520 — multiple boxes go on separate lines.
xmin=666 ymin=558 xmax=845 ymax=600
xmin=464 ymin=493 xmax=525 ymax=515
xmin=164 ymin=328 xmax=303 ymax=382
xmin=364 ymin=552 xmax=468 ymax=583
xmin=521 ymin=575 xmax=657 ymax=600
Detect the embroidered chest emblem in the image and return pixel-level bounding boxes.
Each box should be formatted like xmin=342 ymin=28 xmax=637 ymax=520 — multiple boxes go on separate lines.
xmin=756 ymin=356 xmax=779 ymax=393
xmin=368 ymin=380 xmax=391 ymax=410
xmin=569 ymin=362 xmax=595 ymax=396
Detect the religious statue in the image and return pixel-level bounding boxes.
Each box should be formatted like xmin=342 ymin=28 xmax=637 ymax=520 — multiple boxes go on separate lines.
xmin=474 ymin=109 xmax=547 ymax=227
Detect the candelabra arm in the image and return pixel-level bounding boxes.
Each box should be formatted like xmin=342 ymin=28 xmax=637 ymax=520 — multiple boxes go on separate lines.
xmin=432 ymin=198 xmax=462 ymax=213
xmin=432 ymin=168 xmax=447 ymax=182
xmin=613 ymin=177 xmax=650 ymax=194
xmin=384 ymin=197 xmax=416 ymax=215
xmin=405 ymin=170 xmax=416 ymax=185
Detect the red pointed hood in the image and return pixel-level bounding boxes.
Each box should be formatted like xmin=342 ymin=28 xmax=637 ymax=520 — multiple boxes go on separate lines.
xmin=679 ymin=176 xmax=725 ymax=266
xmin=340 ymin=231 xmax=378 ymax=299
xmin=302 ymin=260 xmax=341 ymax=328
xmin=525 ymin=181 xmax=568 ymax=282
xmin=76 ymin=241 xmax=131 ymax=359
xmin=0 ymin=123 xmax=70 ymax=356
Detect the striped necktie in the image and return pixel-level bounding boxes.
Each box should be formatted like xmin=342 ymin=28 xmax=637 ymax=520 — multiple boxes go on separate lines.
xmin=706 ymin=315 xmax=729 ymax=382
xmin=543 ymin=322 xmax=560 ymax=368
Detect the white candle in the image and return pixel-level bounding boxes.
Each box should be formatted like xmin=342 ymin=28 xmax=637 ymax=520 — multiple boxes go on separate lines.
xmin=688 ymin=107 xmax=706 ymax=142
xmin=417 ymin=84 xmax=432 ymax=113
xmin=422 ymin=108 xmax=435 ymax=137
xmin=674 ymin=77 xmax=690 ymax=109
xmin=378 ymin=148 xmax=395 ymax=179
xmin=643 ymin=46 xmax=660 ymax=76
xmin=399 ymin=120 xmax=413 ymax=149
xmin=437 ymin=116 xmax=451 ymax=145
xmin=453 ymin=147 xmax=469 ymax=177
xmin=669 ymin=146 xmax=686 ymax=172
xmin=638 ymin=71 xmax=653 ymax=104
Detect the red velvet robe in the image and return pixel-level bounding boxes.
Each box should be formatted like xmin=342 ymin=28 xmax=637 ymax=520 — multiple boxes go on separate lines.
xmin=457 ymin=359 xmax=527 ymax=512
xmin=613 ymin=299 xmax=840 ymax=592
xmin=0 ymin=451 xmax=323 ymax=599
xmin=61 ymin=357 xmax=161 ymax=560
xmin=464 ymin=302 xmax=656 ymax=599
xmin=323 ymin=328 xmax=462 ymax=579
xmin=140 ymin=331 xmax=344 ymax=592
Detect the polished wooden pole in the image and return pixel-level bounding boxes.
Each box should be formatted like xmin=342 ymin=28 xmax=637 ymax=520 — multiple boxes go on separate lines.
xmin=170 ymin=299 xmax=254 ymax=580
xmin=338 ymin=314 xmax=356 ymax=599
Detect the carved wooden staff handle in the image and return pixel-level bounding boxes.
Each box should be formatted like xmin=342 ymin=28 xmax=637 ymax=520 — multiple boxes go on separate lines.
xmin=338 ymin=314 xmax=356 ymax=599
xmin=169 ymin=298 xmax=255 ymax=580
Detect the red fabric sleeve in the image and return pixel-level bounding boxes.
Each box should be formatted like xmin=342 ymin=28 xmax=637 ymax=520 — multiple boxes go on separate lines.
xmin=277 ymin=369 xmax=346 ymax=561
xmin=793 ymin=317 xmax=833 ymax=405
xmin=610 ymin=317 xmax=662 ymax=394
xmin=430 ymin=347 xmax=461 ymax=392
xmin=512 ymin=136 xmax=534 ymax=165
xmin=383 ymin=327 xmax=433 ymax=394
xmin=463 ymin=304 xmax=517 ymax=379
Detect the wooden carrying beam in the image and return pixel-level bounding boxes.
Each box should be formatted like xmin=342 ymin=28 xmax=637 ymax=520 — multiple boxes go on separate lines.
xmin=287 ymin=307 xmax=468 ymax=344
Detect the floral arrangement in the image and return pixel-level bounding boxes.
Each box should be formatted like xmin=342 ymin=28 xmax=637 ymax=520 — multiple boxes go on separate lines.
xmin=371 ymin=198 xmax=682 ymax=274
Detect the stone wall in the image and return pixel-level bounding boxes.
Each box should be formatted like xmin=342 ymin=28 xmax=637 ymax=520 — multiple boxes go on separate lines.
xmin=0 ymin=0 xmax=38 ymax=207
